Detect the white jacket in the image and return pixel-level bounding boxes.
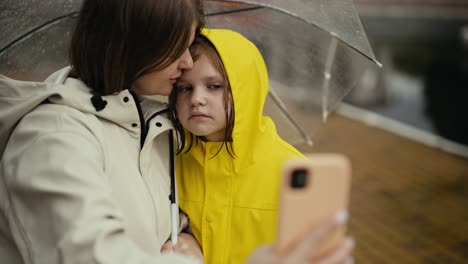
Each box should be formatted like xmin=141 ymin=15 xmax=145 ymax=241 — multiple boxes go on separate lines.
xmin=0 ymin=67 xmax=195 ymax=264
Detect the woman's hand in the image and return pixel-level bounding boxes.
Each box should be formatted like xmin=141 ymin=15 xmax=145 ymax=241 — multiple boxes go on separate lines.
xmin=246 ymin=211 xmax=354 ymax=264
xmin=161 ymin=232 xmax=204 ymax=263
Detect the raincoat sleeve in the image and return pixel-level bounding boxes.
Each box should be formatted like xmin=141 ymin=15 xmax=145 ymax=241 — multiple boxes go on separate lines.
xmin=1 ymin=114 xmax=197 ymax=264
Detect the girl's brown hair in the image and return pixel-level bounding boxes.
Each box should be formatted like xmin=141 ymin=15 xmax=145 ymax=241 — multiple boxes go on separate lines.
xmin=169 ymin=35 xmax=235 ymax=157
xmin=69 ymin=0 xmax=204 ymax=95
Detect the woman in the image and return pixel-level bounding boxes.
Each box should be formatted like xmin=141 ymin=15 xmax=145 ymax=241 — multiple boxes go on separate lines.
xmin=0 ymin=0 xmax=204 ymax=263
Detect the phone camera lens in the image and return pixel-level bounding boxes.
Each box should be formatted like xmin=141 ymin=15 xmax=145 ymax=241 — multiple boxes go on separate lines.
xmin=291 ymin=169 xmax=308 ymax=188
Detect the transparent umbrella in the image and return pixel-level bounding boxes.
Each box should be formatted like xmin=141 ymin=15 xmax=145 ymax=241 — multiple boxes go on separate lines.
xmin=0 ymin=0 xmax=380 ymax=146
xmin=204 ymin=0 xmax=381 ymax=146
xmin=0 ymin=0 xmax=381 ymax=246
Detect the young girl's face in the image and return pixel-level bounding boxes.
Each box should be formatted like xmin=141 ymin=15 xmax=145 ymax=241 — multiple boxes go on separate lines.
xmin=175 ymin=53 xmax=228 ymax=142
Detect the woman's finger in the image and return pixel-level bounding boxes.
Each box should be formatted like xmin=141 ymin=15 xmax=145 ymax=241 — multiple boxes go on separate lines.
xmin=289 ymin=210 xmax=349 ymax=260
xmin=169 ymin=232 xmax=204 ymax=261
xmin=160 ymin=241 xmax=174 ymax=253
xmin=316 ymin=237 xmax=355 ymax=264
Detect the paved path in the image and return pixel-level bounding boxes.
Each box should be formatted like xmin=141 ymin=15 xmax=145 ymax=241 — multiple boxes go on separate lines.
xmin=297 ymin=114 xmax=468 ymax=263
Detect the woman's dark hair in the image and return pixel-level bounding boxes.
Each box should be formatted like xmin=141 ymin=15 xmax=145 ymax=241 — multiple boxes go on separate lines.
xmin=69 ymin=0 xmax=204 ymax=95
xmin=169 ymin=35 xmax=235 ymax=158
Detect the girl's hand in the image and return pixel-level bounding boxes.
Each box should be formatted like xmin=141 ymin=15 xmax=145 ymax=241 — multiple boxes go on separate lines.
xmin=246 ymin=211 xmax=354 ymax=264
xmin=161 ymin=233 xmax=204 ymax=263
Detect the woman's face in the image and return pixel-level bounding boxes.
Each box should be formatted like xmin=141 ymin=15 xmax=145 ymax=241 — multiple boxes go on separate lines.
xmin=175 ymin=53 xmax=228 ymax=142
xmin=132 ymin=26 xmax=196 ymax=96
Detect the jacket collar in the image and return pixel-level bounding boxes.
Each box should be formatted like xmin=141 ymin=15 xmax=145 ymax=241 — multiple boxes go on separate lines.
xmin=44 ymin=67 xmax=141 ymax=132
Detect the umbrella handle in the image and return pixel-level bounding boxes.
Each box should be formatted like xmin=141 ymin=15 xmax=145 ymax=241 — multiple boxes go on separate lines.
xmin=171 ymin=203 xmax=179 ymax=245
xmin=169 ymin=131 xmax=179 ymax=244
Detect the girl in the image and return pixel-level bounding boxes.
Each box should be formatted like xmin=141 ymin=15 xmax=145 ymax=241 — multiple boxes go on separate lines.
xmin=170 ymin=29 xmax=353 ymax=264
xmin=0 ymin=0 xmax=204 ymax=263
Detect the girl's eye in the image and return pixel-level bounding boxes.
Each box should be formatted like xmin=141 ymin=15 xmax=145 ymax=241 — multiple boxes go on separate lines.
xmin=177 ymin=86 xmax=192 ymax=92
xmin=208 ymin=83 xmax=222 ymax=90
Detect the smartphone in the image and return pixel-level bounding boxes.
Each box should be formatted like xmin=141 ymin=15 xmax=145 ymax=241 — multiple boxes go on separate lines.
xmin=276 ymin=153 xmax=351 ymax=258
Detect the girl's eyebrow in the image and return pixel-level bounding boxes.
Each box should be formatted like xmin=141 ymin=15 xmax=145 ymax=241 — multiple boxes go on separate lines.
xmin=177 ymin=73 xmax=222 ymax=83
xmin=201 ymin=74 xmax=223 ymax=82
xmin=175 ymin=80 xmax=189 ymax=87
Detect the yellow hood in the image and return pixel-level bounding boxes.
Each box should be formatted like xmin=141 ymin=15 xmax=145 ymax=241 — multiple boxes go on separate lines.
xmin=201 ymin=28 xmax=274 ymax=171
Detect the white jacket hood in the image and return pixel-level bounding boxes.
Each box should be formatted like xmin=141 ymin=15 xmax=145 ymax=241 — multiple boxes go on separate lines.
xmin=0 ymin=66 xmax=161 ymax=158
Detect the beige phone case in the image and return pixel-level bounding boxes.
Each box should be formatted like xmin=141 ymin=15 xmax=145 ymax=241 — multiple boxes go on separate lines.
xmin=276 ymin=153 xmax=351 ymax=257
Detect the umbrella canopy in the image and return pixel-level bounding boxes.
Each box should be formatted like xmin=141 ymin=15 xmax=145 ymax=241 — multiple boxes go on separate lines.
xmin=0 ymin=0 xmax=79 ymax=81
xmin=0 ymin=1 xmax=379 ymax=244
xmin=0 ymin=0 xmax=380 ymax=146
xmin=204 ymin=0 xmax=381 ymax=145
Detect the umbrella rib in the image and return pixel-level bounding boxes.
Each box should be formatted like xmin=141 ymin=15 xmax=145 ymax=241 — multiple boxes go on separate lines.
xmin=269 ymin=89 xmax=313 ymax=146
xmin=321 ymin=36 xmax=339 ymax=123
xmin=0 ymin=12 xmax=78 ymax=56
xmin=206 ymin=6 xmax=264 ymax=17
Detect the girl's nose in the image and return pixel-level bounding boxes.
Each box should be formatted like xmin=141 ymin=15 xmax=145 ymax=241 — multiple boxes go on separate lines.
xmin=191 ymin=88 xmax=207 ymax=106
xmin=178 ymin=48 xmax=193 ymax=70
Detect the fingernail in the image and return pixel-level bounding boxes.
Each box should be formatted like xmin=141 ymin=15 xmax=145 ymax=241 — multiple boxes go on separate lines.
xmin=334 ymin=210 xmax=348 ymax=225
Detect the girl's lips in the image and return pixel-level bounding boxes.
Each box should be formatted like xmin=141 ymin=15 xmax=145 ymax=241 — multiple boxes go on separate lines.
xmin=189 ymin=114 xmax=209 ymax=120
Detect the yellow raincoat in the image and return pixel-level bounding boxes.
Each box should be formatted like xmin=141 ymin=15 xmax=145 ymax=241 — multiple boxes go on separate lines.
xmin=176 ymin=29 xmax=304 ymax=264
